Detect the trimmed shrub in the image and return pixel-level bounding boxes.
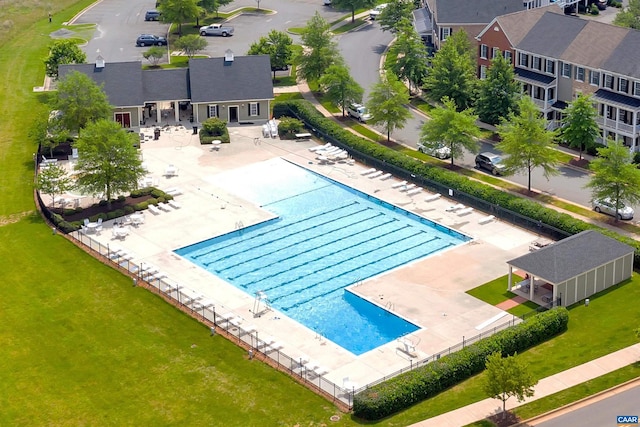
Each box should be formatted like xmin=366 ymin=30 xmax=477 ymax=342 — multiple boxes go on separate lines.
xmin=277 ymin=116 xmax=304 ymax=139
xmin=123 ymin=205 xmax=135 ymax=214
xmin=353 ymin=308 xmax=569 ymax=420
xmin=134 ymin=201 xmax=149 ymax=211
xmin=200 ymin=117 xmax=230 ymax=143
xmin=117 ymin=195 xmax=126 ymax=202
xmin=273 ymin=100 xmax=640 ymax=265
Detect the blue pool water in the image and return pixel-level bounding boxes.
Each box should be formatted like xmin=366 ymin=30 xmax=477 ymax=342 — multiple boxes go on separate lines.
xmin=176 ymin=159 xmax=469 ymax=355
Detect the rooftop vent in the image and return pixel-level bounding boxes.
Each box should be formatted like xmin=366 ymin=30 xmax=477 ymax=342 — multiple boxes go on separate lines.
xmin=224 ymin=49 xmax=234 ymax=63
xmin=95 ymin=55 xmax=105 ymax=69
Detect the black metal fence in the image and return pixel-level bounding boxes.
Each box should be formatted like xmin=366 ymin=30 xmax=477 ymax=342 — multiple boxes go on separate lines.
xmin=67 ymin=230 xmax=538 ymax=408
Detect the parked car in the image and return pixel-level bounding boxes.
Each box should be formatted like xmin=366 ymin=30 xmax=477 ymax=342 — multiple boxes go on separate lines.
xmin=199 ymin=24 xmax=234 ymax=37
xmin=369 ymin=3 xmax=388 ymax=20
xmin=324 ymin=0 xmax=332 ymax=4
xmin=594 ymin=0 xmax=607 ymax=10
xmin=417 ymin=141 xmax=451 ymax=159
xmin=347 ymin=103 xmax=371 ymax=122
xmin=136 ymin=34 xmax=167 ymax=46
xmin=475 ymin=152 xmax=506 ymax=175
xmin=592 ymin=198 xmax=634 ymax=220
xmin=144 ymin=10 xmax=161 ymax=21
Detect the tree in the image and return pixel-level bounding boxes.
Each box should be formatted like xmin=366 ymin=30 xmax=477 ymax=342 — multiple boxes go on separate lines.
xmin=586 ymin=139 xmax=640 ymax=222
xmin=378 ymin=0 xmax=414 ymax=33
xmin=318 ymin=64 xmax=364 ymax=117
xmin=423 ymin=29 xmax=477 ymax=110
xmin=143 ymin=46 xmax=165 ymax=66
xmin=44 ymin=39 xmax=87 ymax=79
xmin=175 ymin=34 xmax=207 ymax=58
xmin=386 ymin=19 xmax=429 ymax=94
xmin=297 ymin=13 xmax=342 ymax=83
xmin=37 ymin=164 xmax=74 ymax=208
xmin=475 ymin=51 xmax=521 ymax=126
xmin=484 ymin=352 xmax=537 ymax=420
xmin=330 ymin=0 xmax=376 ymax=23
xmin=497 ymin=96 xmax=561 ymax=192
xmin=54 ymin=71 xmax=112 ymax=135
xmin=366 ymin=72 xmax=412 ymax=142
xmin=247 ymin=30 xmax=294 ymax=79
xmin=199 ymin=0 xmax=232 ymax=18
xmin=613 ymin=0 xmax=640 ymax=29
xmin=158 ymin=0 xmax=201 ymax=36
xmin=561 ymin=93 xmax=600 ymax=160
xmin=73 ymin=119 xmax=146 ymax=208
xmin=419 ymin=97 xmax=481 ymax=166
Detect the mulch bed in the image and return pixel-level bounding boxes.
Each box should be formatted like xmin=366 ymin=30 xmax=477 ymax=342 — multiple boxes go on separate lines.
xmin=51 ymin=195 xmax=154 ymax=222
xmin=486 ymin=410 xmax=523 ymax=427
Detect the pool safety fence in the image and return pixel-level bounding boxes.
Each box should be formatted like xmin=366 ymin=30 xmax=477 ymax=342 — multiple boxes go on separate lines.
xmin=68 ymin=231 xmax=531 ymax=410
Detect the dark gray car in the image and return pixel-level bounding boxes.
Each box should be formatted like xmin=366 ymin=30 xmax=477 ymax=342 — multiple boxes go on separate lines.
xmin=475 ymin=152 xmax=506 ymax=175
xmin=136 ymin=34 xmax=167 ymax=46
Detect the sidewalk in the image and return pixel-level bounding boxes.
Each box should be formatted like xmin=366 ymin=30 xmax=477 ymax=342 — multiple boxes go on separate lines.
xmin=409 ymin=343 xmax=640 ymax=426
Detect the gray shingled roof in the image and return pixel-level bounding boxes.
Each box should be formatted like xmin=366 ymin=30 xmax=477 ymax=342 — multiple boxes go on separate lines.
xmin=601 ymin=30 xmax=640 ymax=79
xmin=142 ymin=68 xmax=190 ymax=102
xmin=435 ymin=0 xmax=523 ymax=24
xmin=508 ymin=230 xmax=634 ymax=284
xmin=60 ymin=62 xmax=144 ymax=107
xmin=517 ymin=12 xmax=587 ymax=58
xmin=189 ymin=55 xmax=274 ymax=103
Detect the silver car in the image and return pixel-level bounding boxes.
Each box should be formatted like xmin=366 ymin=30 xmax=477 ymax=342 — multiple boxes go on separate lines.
xmin=592 ymin=198 xmax=634 ymax=220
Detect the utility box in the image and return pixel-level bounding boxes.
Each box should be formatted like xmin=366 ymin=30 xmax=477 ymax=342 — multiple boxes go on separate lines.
xmin=154 ymin=128 xmax=161 ymax=140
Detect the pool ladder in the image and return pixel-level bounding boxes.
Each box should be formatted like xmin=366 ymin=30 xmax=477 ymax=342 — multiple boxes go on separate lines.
xmin=252 ymin=290 xmax=271 ymax=318
xmin=385 ymin=301 xmax=395 ymax=311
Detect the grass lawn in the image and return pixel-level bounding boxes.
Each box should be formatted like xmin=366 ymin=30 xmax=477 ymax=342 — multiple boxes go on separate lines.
xmin=466 ymin=276 xmax=517 ymax=306
xmin=4 ymin=1 xmax=640 ymax=426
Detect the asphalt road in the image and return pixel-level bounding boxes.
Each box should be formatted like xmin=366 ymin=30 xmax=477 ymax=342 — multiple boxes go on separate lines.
xmin=534 ymin=384 xmax=640 ymax=427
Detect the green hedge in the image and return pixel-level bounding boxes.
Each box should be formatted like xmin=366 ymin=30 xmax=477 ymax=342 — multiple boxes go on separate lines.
xmin=353 ymin=308 xmax=569 ymax=420
xmin=272 ymin=100 xmax=640 ymax=264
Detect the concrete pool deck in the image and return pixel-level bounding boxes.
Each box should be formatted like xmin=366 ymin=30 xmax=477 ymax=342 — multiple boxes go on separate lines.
xmin=85 ymin=123 xmax=543 ymax=389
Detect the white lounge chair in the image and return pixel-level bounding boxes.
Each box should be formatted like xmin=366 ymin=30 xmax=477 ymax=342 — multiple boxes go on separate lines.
xmin=445 ymin=203 xmax=465 ymax=212
xmin=379 ymin=173 xmax=392 ymax=180
xmin=400 ymin=183 xmax=416 ymax=192
xmin=457 ymin=207 xmax=474 ymax=216
xmin=165 ymin=187 xmax=183 ymax=196
xmin=168 ymin=200 xmax=181 ymax=209
xmin=360 ymin=168 xmax=376 ymax=176
xmin=478 ymin=215 xmax=495 ymax=224
xmin=424 ymin=193 xmax=442 ymax=202
xmin=391 ymin=180 xmax=407 ymax=189
xmin=148 ymin=204 xmax=161 ymax=215
xmin=309 ymin=143 xmax=332 ymax=152
xmin=158 ymin=202 xmax=172 ymax=212
xmin=407 ymin=187 xmax=423 ymax=196
xmin=368 ymin=171 xmax=383 ymax=179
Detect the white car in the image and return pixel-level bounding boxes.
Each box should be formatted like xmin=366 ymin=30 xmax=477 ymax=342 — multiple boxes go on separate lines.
xmin=369 ymin=3 xmax=388 ymax=20
xmin=347 ymin=104 xmax=372 ymax=122
xmin=592 ymin=198 xmax=634 ymax=220
xmin=417 ymin=142 xmax=451 ymax=159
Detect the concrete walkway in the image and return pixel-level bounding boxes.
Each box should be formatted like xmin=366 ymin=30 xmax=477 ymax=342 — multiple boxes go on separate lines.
xmin=408 ymin=343 xmax=640 ymax=426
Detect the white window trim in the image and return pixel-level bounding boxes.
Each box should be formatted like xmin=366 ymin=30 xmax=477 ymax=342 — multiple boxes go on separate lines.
xmin=590 ymin=70 xmax=600 ymax=86
xmin=561 ymin=63 xmax=572 ymax=78
xmin=575 ymin=67 xmax=585 ymax=82
xmin=208 ymin=104 xmax=218 ymax=118
xmin=249 ymin=102 xmax=259 ymax=117
xmin=618 ymin=78 xmax=628 ymax=94
xmin=480 ymin=65 xmax=487 ymax=80
xmin=634 ymin=81 xmax=640 ymax=97
xmin=545 ymin=59 xmax=554 ymax=74
xmin=480 ymin=44 xmax=488 ymax=59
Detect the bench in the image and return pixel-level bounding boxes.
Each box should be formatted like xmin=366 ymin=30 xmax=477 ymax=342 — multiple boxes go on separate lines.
xmin=295 ymin=133 xmax=312 ymax=140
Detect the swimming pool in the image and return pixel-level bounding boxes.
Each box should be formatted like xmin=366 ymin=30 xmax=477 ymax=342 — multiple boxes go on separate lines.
xmin=176 ymin=159 xmax=469 ymax=355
